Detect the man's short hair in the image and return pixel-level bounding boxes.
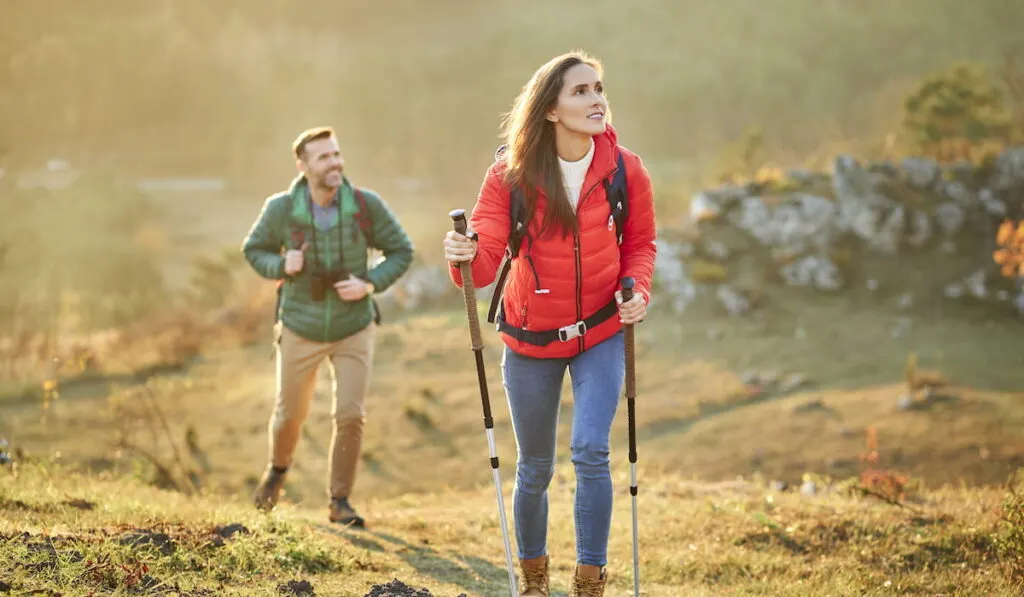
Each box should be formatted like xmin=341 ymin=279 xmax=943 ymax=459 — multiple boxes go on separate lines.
xmin=292 ymin=127 xmax=335 ymax=160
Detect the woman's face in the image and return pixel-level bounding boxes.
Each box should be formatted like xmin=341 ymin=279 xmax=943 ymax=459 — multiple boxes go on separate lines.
xmin=547 ymin=63 xmax=607 ymax=137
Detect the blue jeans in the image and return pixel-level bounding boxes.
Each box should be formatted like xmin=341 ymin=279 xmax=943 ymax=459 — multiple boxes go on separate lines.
xmin=500 ymin=331 xmax=624 ymax=567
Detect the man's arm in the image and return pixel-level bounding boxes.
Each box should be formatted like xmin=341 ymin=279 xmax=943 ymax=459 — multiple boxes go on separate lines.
xmin=241 ymin=195 xmax=288 ymax=280
xmin=362 ymin=191 xmax=414 ymax=293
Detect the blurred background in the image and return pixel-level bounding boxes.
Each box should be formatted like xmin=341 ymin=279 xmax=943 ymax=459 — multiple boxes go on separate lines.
xmin=1 ymin=0 xmax=1023 ymax=504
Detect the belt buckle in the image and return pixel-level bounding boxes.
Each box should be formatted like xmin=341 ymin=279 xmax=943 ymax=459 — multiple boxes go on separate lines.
xmin=557 ymin=321 xmax=587 ymax=342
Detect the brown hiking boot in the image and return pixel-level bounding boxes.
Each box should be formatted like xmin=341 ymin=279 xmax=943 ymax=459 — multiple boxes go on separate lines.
xmin=569 ymin=565 xmax=607 ymax=597
xmin=328 ymin=497 xmax=365 ymax=527
xmin=518 ymin=555 xmax=549 ymax=596
xmin=252 ymin=466 xmax=287 ymax=512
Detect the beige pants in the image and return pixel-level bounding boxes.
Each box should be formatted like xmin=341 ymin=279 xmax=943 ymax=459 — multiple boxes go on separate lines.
xmin=269 ymin=321 xmax=375 ymax=499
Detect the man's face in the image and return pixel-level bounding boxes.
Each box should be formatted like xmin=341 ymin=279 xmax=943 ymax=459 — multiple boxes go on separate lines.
xmin=298 ymin=136 xmax=344 ymax=190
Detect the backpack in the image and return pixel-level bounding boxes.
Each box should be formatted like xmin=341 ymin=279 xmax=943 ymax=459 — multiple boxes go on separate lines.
xmin=486 ymin=148 xmax=629 ymax=326
xmin=274 ymin=188 xmax=380 ymax=324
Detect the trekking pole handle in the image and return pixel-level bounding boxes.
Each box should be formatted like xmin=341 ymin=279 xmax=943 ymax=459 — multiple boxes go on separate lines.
xmin=450 ymin=209 xmax=484 ymax=351
xmin=621 ymin=276 xmax=637 ymax=402
xmin=621 ymin=276 xmax=635 ymax=303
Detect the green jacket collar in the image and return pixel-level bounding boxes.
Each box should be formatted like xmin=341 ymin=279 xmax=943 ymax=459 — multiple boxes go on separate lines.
xmin=287 ymin=174 xmax=356 ymax=221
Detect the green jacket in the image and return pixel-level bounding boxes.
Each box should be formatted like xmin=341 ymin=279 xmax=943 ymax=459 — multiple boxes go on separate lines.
xmin=242 ymin=174 xmax=414 ymax=343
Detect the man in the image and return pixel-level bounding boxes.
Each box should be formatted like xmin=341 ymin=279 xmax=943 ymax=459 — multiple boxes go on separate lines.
xmin=242 ymin=127 xmax=413 ymax=526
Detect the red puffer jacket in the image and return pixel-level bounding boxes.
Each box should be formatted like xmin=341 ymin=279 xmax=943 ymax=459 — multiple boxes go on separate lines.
xmin=450 ymin=125 xmax=657 ymax=359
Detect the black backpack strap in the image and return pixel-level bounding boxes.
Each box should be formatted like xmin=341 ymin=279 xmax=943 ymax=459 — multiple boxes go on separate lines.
xmin=486 ymin=183 xmax=528 ymax=324
xmin=603 ymin=150 xmax=629 ymax=245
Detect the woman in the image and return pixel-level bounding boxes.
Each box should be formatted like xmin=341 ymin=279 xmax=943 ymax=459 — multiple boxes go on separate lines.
xmin=445 ymin=50 xmax=657 ymax=597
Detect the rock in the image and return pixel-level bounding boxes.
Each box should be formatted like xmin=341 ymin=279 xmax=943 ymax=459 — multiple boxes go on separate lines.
xmin=901 ymin=156 xmax=937 ymax=189
xmin=770 ymin=480 xmax=789 ymax=492
xmin=800 ymin=479 xmax=817 ymax=496
xmin=690 ymin=186 xmax=747 ymax=222
xmin=654 ymin=239 xmax=697 ymax=313
xmin=990 ymin=146 xmax=1024 ymax=192
xmin=935 ymin=203 xmax=966 ymax=236
xmin=780 ymin=255 xmax=842 ymax=291
xmin=897 ymin=393 xmax=915 ymax=410
xmin=690 ymin=191 xmax=723 ymax=222
xmin=901 ymin=156 xmax=940 ymax=189
xmin=832 ymin=155 xmax=894 ymax=245
xmin=896 ymin=293 xmax=914 ymax=310
xmin=981 ymin=193 xmax=1008 ymax=217
xmin=869 ymin=206 xmax=904 ymax=254
xmin=941 ymin=180 xmax=971 ymax=203
xmin=905 ymin=210 xmax=932 ymax=249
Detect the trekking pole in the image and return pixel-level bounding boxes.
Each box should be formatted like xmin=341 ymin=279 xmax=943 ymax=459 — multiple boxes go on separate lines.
xmin=449 ymin=209 xmax=518 ymax=597
xmin=621 ymin=276 xmax=641 ymax=597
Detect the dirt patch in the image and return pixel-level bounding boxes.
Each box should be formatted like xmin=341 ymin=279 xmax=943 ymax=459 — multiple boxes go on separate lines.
xmin=118 ymin=529 xmax=177 ymax=556
xmin=205 ymin=523 xmax=251 ymax=547
xmin=277 ymin=579 xmax=316 ymax=595
xmin=362 ymin=578 xmax=467 ymax=597
xmin=0 ymin=496 xmax=97 ymax=513
xmin=63 ymin=498 xmax=97 ymax=510
xmin=0 ymin=496 xmax=49 ymax=512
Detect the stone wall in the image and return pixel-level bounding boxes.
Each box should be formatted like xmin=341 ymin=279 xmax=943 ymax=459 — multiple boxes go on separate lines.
xmin=654 ymin=147 xmax=1024 ymax=317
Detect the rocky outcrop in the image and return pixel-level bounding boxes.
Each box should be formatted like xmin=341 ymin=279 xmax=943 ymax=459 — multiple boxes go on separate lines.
xmin=657 ymin=148 xmax=1024 ymax=317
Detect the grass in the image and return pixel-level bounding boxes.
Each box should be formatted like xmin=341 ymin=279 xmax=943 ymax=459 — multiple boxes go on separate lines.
xmin=3 ymin=281 xmax=1023 ymax=505
xmin=2 ymin=460 xmax=1023 ymax=596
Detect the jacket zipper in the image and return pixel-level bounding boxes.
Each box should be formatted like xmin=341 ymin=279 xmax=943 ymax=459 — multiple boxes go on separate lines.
xmin=573 ymin=163 xmax=618 ymax=353
xmin=573 ymin=232 xmax=583 ymax=352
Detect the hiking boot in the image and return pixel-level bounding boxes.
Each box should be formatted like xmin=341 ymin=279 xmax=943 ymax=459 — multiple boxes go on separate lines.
xmin=569 ymin=565 xmax=607 ymax=597
xmin=518 ymin=555 xmax=549 ymax=596
xmin=252 ymin=466 xmax=287 ymax=512
xmin=329 ymin=497 xmax=365 ymax=527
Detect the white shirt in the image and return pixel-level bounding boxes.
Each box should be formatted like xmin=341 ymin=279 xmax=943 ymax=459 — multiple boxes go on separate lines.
xmin=558 ymin=139 xmax=595 ymax=212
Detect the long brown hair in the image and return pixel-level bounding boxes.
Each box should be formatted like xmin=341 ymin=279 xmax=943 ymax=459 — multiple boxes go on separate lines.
xmin=500 ymin=51 xmax=607 ymax=239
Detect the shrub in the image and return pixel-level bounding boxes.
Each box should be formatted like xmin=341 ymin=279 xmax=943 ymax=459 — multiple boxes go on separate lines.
xmin=902 ymin=62 xmax=1015 ymax=163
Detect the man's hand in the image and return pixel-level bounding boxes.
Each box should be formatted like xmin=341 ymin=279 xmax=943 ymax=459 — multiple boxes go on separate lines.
xmin=284 ymin=243 xmax=307 ymax=276
xmin=615 ymin=289 xmax=647 ymax=324
xmin=334 ymin=275 xmax=373 ymax=301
